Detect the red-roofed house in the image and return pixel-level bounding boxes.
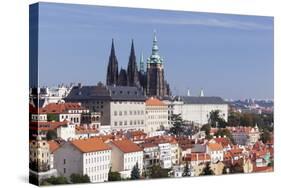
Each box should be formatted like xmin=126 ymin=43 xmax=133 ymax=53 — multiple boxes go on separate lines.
xmin=40 ymin=102 xmax=89 ymax=125
xmin=54 ymin=138 xmax=111 ymax=183
xmin=206 ymin=142 xmax=224 ymax=163
xmin=109 ymin=139 xmax=143 ymax=178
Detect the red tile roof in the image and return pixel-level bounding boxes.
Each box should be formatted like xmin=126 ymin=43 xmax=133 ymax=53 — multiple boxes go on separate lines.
xmin=40 ymin=102 xmax=85 ymax=114
xmin=29 ymin=120 xmax=69 ymax=131
xmin=111 ymin=139 xmax=143 ymax=153
xmin=145 ymin=97 xmax=166 ymax=106
xmin=71 ymin=138 xmax=111 ymax=153
xmin=207 ymin=143 xmax=223 ymax=151
xmin=48 ymin=140 xmax=60 ymax=153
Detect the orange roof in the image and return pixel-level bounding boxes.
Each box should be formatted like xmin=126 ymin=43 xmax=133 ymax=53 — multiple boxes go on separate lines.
xmin=145 ymin=97 xmax=166 ymax=106
xmin=71 ymin=138 xmax=111 ymax=153
xmin=29 ymin=120 xmax=69 ymax=131
xmin=207 ymin=143 xmax=223 ymax=151
xmin=111 ymin=139 xmax=143 ymax=153
xmin=40 ymin=102 xmax=85 ymax=114
xmin=48 ymin=140 xmax=60 ymax=153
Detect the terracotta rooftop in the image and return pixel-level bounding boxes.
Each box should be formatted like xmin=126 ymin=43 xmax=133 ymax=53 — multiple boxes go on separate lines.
xmin=71 ymin=138 xmax=111 ymax=153
xmin=48 ymin=140 xmax=60 ymax=153
xmin=111 ymin=139 xmax=143 ymax=153
xmin=207 ymin=143 xmax=223 ymax=151
xmin=29 ymin=120 xmax=69 ymax=131
xmin=40 ymin=102 xmax=86 ymax=114
xmin=145 ymin=97 xmax=166 ymax=106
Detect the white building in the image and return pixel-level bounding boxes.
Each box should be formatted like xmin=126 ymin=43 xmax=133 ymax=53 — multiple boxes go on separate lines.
xmin=40 ymin=102 xmax=89 ymax=126
xmin=56 ymin=122 xmax=76 ymax=141
xmin=206 ymin=143 xmax=224 ymax=163
xmin=141 ymin=143 xmax=160 ymax=170
xmin=158 ymin=143 xmax=172 ymax=169
xmin=65 ymin=84 xmax=146 ymax=131
xmin=54 ymin=138 xmax=111 ymax=183
xmin=145 ymin=97 xmax=169 ymax=133
xmin=172 ymin=95 xmax=228 ymax=126
xmin=109 ymin=139 xmax=143 ymax=179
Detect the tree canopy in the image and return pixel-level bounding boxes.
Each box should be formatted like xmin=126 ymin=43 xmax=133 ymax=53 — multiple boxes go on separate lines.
xmin=130 ymin=162 xmax=141 ymax=180
xmin=70 ymin=173 xmax=90 ymax=183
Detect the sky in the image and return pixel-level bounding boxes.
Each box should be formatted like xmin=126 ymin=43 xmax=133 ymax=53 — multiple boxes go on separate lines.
xmin=35 ymin=2 xmax=274 ymax=100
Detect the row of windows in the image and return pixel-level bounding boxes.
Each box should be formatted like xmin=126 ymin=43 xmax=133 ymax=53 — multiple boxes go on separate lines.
xmin=124 ymin=156 xmax=142 ymax=163
xmin=85 ymin=155 xmax=110 ymax=164
xmin=85 ymin=150 xmax=110 ymax=156
xmin=114 ymin=110 xmax=144 ymax=116
xmin=113 ymin=101 xmax=143 ymax=105
xmin=147 ymin=115 xmax=168 ymax=119
xmin=114 ymin=120 xmax=144 ymax=126
xmin=148 ymin=121 xmax=167 ymax=125
xmin=85 ymin=164 xmax=110 ymax=173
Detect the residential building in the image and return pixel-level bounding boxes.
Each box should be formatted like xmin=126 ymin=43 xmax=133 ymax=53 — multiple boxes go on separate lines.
xmin=109 ymin=139 xmax=143 ymax=179
xmin=145 ymin=97 xmax=169 ymax=133
xmin=54 ymin=138 xmax=111 ymax=183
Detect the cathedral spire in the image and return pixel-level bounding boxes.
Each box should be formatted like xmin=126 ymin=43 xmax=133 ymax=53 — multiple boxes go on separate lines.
xmin=127 ymin=39 xmax=139 ymax=87
xmin=139 ymin=52 xmax=145 ymax=74
xmin=106 ymin=39 xmax=119 ymax=86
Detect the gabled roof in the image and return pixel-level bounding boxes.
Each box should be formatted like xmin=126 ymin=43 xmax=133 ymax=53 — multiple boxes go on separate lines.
xmin=71 ymin=138 xmax=111 ymax=153
xmin=48 ymin=140 xmax=60 ymax=153
xmin=40 ymin=102 xmax=85 ymax=114
xmin=207 ymin=143 xmax=223 ymax=151
xmin=111 ymin=139 xmax=143 ymax=153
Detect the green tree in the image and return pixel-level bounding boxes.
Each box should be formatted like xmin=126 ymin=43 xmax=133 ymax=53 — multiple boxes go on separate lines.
xmin=131 ymin=162 xmax=141 ymax=180
xmin=149 ymin=165 xmax=169 ymax=178
xmin=209 ymin=110 xmax=220 ymax=128
xmin=46 ymin=130 xmax=57 ymax=140
xmin=209 ymin=110 xmax=227 ymax=128
xmin=200 ymin=163 xmax=214 ymax=176
xmin=169 ymin=114 xmax=185 ymax=136
xmin=201 ymin=124 xmax=212 ymax=139
xmin=229 ymin=162 xmax=243 ymax=174
xmin=240 ymin=113 xmax=254 ymax=127
xmin=260 ymin=130 xmax=271 ymax=144
xmin=41 ymin=176 xmax=69 ymax=185
xmin=214 ymin=128 xmax=235 ymax=144
xmin=108 ymin=167 xmax=121 ymax=181
xmin=70 ymin=173 xmax=91 ymax=183
xmin=182 ymin=161 xmax=191 ymax=177
xmin=47 ymin=114 xmax=59 ymax=121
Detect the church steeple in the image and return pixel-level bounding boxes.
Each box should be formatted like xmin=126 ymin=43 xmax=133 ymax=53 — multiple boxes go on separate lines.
xmin=139 ymin=52 xmax=145 ymax=75
xmin=106 ymin=39 xmax=119 ymax=86
xmin=127 ymin=39 xmax=139 ymax=87
xmin=152 ymin=30 xmax=159 ymax=56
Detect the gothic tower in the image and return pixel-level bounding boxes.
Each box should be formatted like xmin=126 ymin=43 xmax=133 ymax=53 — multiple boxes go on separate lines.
xmin=146 ymin=31 xmax=169 ymax=97
xmin=106 ymin=39 xmax=119 ymax=86
xmin=127 ymin=40 xmax=140 ymax=87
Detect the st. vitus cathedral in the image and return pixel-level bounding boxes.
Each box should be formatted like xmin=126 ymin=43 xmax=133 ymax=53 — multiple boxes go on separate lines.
xmin=106 ymin=32 xmax=171 ymax=97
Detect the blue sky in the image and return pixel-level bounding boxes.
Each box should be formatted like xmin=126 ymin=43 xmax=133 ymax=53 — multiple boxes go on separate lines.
xmin=36 ymin=2 xmax=274 ymax=100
